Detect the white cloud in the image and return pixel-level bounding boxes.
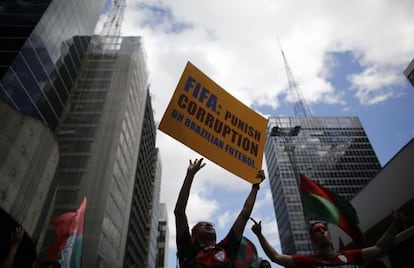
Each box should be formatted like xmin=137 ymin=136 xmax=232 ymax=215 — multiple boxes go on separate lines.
xmin=349 ymin=67 xmax=406 ymax=105
xmin=217 ymin=210 xmax=233 ymax=229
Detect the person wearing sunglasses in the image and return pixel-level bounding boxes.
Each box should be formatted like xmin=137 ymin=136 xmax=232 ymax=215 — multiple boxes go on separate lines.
xmin=175 ymin=158 xmax=265 ymax=268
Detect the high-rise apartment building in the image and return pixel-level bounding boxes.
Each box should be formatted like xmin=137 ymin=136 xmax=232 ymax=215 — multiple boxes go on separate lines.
xmin=265 ymin=116 xmax=381 ymax=254
xmin=37 ymin=36 xmax=159 ymax=267
xmin=156 ymin=203 xmax=169 ymax=268
xmin=0 ymin=0 xmax=105 ymax=129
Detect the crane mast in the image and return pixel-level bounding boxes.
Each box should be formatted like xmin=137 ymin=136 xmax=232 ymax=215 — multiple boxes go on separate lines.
xmin=100 ymin=0 xmax=126 ymax=36
xmin=279 ymin=41 xmax=313 ymax=117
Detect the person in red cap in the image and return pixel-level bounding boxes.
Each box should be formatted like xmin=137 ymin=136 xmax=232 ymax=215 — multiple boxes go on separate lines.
xmin=250 ymin=211 xmax=404 ymax=267
xmin=175 ymin=158 xmax=265 ymax=268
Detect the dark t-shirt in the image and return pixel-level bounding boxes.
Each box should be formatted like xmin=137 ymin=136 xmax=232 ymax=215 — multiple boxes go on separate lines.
xmin=177 ymin=229 xmax=240 ymax=268
xmin=291 ymin=249 xmax=363 ymax=267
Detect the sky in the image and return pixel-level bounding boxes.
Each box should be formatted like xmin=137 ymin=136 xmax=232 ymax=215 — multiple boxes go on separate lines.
xmin=96 ymin=1 xmax=414 ymax=267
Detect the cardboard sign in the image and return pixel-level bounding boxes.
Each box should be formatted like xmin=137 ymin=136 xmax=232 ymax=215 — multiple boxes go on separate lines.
xmin=158 ymin=62 xmax=268 ymax=183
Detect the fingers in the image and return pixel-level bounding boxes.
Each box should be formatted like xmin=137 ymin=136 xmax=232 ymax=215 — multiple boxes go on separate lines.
xmin=256 ymin=170 xmax=266 ymax=181
xmin=11 ymin=226 xmax=24 ymax=244
xmin=188 ymin=158 xmax=206 ymax=174
xmin=250 ymin=217 xmax=258 ymax=224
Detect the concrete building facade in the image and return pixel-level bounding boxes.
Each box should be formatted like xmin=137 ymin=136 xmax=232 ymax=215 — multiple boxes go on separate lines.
xmin=0 ymin=100 xmax=59 ymax=266
xmin=156 ymin=203 xmax=169 ymax=268
xmin=123 ymin=92 xmax=160 ymax=268
xmin=327 ymin=139 xmax=414 ymax=267
xmin=37 ymin=36 xmax=159 ymax=267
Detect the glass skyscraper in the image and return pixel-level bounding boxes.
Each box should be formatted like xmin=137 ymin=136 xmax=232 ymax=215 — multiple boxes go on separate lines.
xmin=265 ymin=116 xmax=381 ymax=254
xmin=0 ymin=0 xmax=105 ymax=129
xmin=38 ymin=36 xmax=159 ymax=267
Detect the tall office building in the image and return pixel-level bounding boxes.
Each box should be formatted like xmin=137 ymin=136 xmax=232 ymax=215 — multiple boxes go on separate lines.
xmin=265 ymin=116 xmax=381 ymax=254
xmin=38 ymin=36 xmax=159 ymax=267
xmin=0 ymin=0 xmax=105 ymax=129
xmin=1 ymin=0 xmax=105 ymax=264
xmin=404 ymin=58 xmax=414 ymax=87
xmin=124 ymin=102 xmax=161 ymax=267
xmin=156 ymin=203 xmax=169 ymax=268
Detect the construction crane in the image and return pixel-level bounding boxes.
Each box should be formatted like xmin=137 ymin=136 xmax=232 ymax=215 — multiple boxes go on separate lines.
xmin=278 ymin=39 xmax=313 ymax=117
xmin=100 ymin=0 xmax=126 ymax=36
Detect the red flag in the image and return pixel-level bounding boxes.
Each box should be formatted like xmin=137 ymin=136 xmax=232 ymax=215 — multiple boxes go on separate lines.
xmin=300 ymin=174 xmax=363 ymax=247
xmin=45 ymin=197 xmax=86 ymax=267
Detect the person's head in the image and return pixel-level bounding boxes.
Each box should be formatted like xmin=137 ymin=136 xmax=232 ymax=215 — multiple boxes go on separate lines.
xmin=259 ymin=259 xmax=271 ymax=268
xmin=309 ymin=221 xmax=331 ymax=248
xmin=191 ymin=221 xmax=216 ymax=245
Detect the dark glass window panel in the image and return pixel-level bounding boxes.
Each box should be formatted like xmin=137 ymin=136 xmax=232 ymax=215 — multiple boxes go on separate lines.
xmin=0 ymin=25 xmax=33 ymax=37
xmin=1 ymin=69 xmax=35 ymax=113
xmin=58 ymin=171 xmax=82 ymax=186
xmin=0 ymin=14 xmax=41 ymax=25
xmin=50 ymin=69 xmax=68 ymax=104
xmin=42 ymin=81 xmax=63 ymax=116
xmin=73 ymin=36 xmax=90 ymax=60
xmin=57 ymin=60 xmax=73 ymax=94
xmin=59 ymin=155 xmax=88 ymax=169
xmin=0 ymin=3 xmax=48 ymax=14
xmin=64 ymin=53 xmax=77 ymax=82
xmin=68 ymin=41 xmax=81 ymax=70
xmin=12 ymin=54 xmax=57 ymax=125
xmin=60 ymin=141 xmax=92 ymax=153
xmin=30 ymin=34 xmax=55 ymax=74
xmin=21 ymin=44 xmax=48 ymax=83
xmin=0 ymin=51 xmax=18 ymax=66
xmin=0 ymin=37 xmax=26 ymax=50
xmin=64 ymin=114 xmax=100 ymax=124
xmin=55 ymin=189 xmax=78 ymax=204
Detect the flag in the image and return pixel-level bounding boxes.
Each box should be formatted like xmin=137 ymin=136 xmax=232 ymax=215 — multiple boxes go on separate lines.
xmin=45 ymin=197 xmax=86 ymax=267
xmin=234 ymin=236 xmax=260 ymax=268
xmin=299 ymin=173 xmax=363 ymax=246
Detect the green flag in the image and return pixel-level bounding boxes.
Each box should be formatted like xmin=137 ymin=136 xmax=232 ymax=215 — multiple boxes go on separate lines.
xmin=300 ymin=173 xmax=363 ymax=247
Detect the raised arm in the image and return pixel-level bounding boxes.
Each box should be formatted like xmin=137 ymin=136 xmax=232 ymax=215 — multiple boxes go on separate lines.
xmin=231 ymin=170 xmax=265 ymax=241
xmin=251 ymin=219 xmax=295 ymax=268
xmin=362 ymin=210 xmax=404 ymax=262
xmin=174 ymin=158 xmax=206 ymax=238
xmin=1 ymin=227 xmax=24 ymax=268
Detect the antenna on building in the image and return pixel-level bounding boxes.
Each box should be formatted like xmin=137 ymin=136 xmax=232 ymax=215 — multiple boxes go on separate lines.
xmin=278 ymin=38 xmax=313 ymax=117
xmin=100 ymin=0 xmax=126 ymax=36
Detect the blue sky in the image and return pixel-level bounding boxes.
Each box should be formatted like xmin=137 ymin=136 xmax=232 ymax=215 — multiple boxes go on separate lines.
xmin=96 ymin=1 xmax=414 ymax=267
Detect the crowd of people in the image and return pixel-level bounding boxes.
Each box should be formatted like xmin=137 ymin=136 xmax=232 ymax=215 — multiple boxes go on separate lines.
xmin=1 ymin=157 xmax=405 ymax=267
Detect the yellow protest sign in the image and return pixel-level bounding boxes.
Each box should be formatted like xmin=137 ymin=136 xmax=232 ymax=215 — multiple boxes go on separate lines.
xmin=158 ymin=62 xmax=268 ymax=184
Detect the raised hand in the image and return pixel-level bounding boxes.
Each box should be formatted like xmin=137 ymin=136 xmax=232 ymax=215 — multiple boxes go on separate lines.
xmin=10 ymin=226 xmax=24 ymax=246
xmin=187 ymin=158 xmax=206 ymax=176
xmin=250 ymin=217 xmax=262 ymax=236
